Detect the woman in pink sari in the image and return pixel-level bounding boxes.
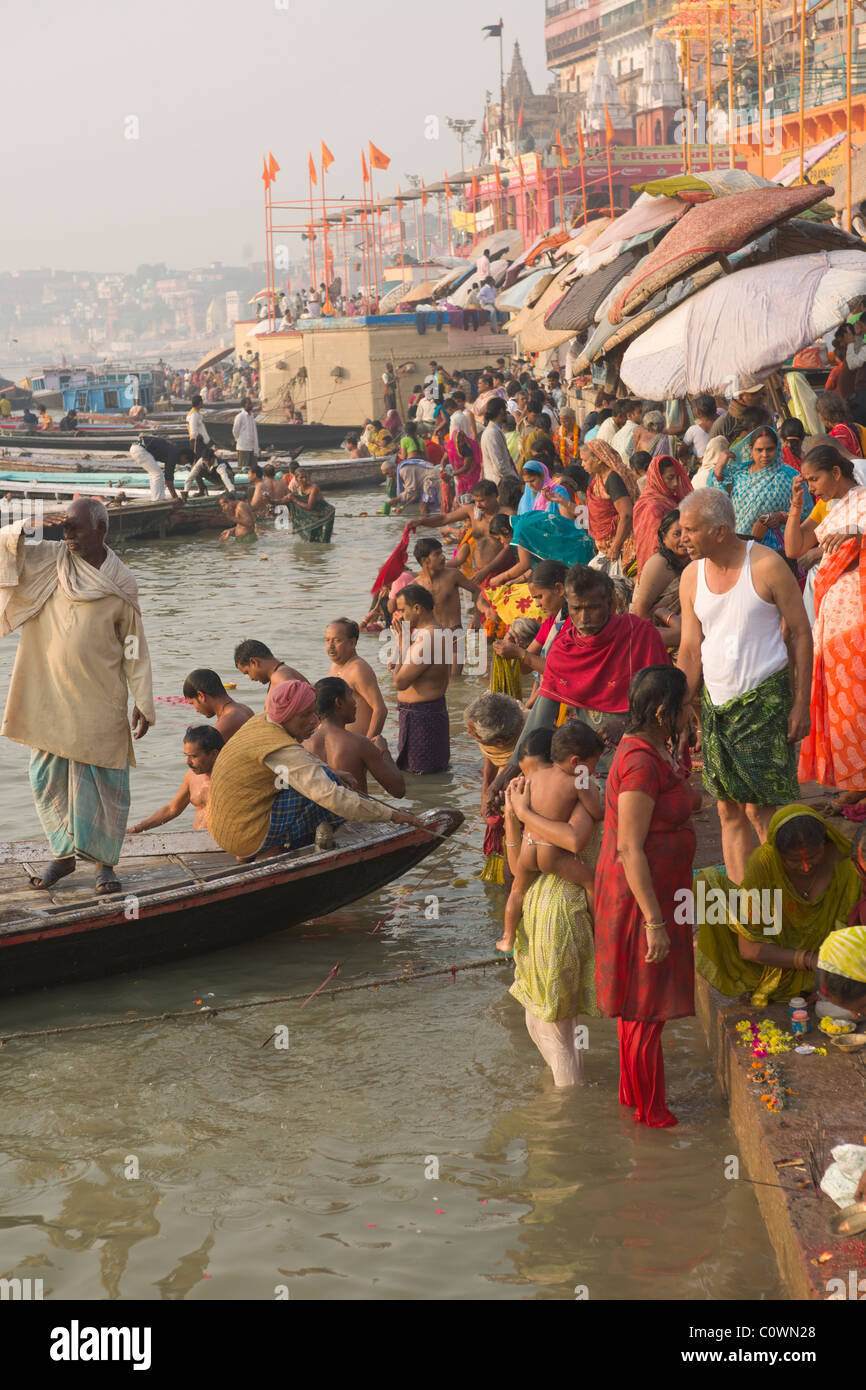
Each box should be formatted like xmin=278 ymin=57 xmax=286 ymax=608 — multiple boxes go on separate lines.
xmin=445 ymin=430 xmax=481 ymax=499
xmin=633 ymin=454 xmax=693 ymax=578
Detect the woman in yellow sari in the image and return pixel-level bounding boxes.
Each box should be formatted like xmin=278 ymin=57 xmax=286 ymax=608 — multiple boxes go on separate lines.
xmin=695 ymin=806 xmax=862 ymax=1007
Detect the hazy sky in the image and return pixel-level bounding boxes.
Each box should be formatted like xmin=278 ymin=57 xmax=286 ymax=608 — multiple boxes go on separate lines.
xmin=2 ymin=0 xmax=548 ymax=273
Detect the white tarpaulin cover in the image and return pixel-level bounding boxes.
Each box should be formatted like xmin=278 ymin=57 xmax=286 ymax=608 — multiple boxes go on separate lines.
xmin=619 ymin=250 xmax=866 ymax=397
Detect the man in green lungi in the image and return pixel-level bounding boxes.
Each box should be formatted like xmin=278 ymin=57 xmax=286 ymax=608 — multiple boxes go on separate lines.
xmin=677 ymin=488 xmax=813 ymax=883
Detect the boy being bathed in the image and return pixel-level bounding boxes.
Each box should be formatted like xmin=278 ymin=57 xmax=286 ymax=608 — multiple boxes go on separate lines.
xmin=497 ymin=720 xmax=604 ymax=955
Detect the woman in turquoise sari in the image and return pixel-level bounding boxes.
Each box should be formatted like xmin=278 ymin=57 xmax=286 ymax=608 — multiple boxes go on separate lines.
xmin=707 ymin=425 xmax=810 ymax=551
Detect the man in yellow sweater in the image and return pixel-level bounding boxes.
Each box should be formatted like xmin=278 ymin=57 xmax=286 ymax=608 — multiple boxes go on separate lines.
xmin=208 ymin=679 xmax=423 ymax=859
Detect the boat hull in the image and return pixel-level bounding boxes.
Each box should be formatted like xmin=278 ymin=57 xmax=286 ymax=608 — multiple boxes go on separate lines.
xmin=0 ymin=429 xmax=187 ymax=452
xmin=0 ymin=811 xmax=463 ymax=997
xmin=206 ymin=420 xmax=355 ymax=452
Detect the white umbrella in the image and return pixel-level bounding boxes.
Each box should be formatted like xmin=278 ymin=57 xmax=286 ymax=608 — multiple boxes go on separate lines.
xmin=619 ymin=250 xmax=866 ymax=398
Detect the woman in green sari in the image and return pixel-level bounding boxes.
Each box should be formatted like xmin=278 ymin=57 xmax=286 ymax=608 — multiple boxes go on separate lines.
xmin=695 ymin=806 xmax=862 ymax=1007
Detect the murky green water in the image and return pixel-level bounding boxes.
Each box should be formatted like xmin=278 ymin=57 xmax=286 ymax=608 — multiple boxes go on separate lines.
xmin=0 ymin=486 xmax=784 ymax=1300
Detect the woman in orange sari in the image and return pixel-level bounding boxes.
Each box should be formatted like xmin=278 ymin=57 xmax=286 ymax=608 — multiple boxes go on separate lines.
xmin=582 ymin=439 xmax=639 ymax=571
xmin=797 ymin=471 xmax=866 ymax=813
xmin=632 ymin=454 xmax=692 ymax=578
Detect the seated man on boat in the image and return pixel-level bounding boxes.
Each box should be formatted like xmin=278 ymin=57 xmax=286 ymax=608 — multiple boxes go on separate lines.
xmin=130 ymin=725 xmax=223 ymax=834
xmin=0 ymin=497 xmax=155 ymax=897
xmin=182 ymin=668 xmax=253 ymax=740
xmin=181 ymin=444 xmax=235 ymax=498
xmin=219 ymin=493 xmax=257 ymax=541
xmin=306 ymin=677 xmax=404 ymax=798
xmin=234 ymin=639 xmax=308 ymax=710
xmin=207 ymin=679 xmax=424 ymax=860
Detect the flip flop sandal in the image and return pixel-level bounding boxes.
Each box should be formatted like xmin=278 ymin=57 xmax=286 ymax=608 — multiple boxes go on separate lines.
xmin=28 ymin=857 xmax=76 ymax=890
xmin=95 ymin=866 xmax=122 ymax=896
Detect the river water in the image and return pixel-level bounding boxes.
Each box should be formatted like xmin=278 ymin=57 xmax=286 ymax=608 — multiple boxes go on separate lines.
xmin=0 ymin=484 xmax=784 ymax=1301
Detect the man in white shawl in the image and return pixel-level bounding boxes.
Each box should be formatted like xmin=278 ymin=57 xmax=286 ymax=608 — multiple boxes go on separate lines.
xmin=0 ymin=497 xmax=155 ymax=895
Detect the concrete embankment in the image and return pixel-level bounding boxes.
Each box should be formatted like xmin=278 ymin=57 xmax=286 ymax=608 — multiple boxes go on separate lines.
xmin=692 ymin=787 xmax=866 ymax=1300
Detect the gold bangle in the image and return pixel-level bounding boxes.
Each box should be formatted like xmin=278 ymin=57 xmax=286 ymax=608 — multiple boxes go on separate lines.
xmin=644 ymin=921 xmax=666 ymax=930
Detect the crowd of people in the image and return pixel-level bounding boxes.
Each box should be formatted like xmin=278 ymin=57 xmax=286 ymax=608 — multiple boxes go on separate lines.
xmin=3 ymin=330 xmax=866 ymax=1136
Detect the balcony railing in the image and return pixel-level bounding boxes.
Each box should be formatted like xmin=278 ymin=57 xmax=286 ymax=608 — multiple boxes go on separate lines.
xmin=735 ymin=56 xmax=866 ymax=122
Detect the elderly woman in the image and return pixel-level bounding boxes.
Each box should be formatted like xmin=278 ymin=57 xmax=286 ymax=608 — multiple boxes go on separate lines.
xmin=465 ymin=691 xmax=526 ymax=884
xmin=634 ymin=408 xmax=677 ymax=460
xmin=695 ymin=806 xmax=862 ymax=1007
xmin=582 ymin=439 xmax=639 ymax=572
xmin=707 ymin=425 xmax=809 ymax=551
xmin=594 ymin=665 xmax=701 ymax=1126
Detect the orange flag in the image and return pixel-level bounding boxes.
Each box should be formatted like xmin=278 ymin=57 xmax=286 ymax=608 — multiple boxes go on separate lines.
xmin=268 ymin=151 xmax=280 ymax=180
xmin=471 ymin=175 xmax=479 ymax=200
xmin=361 ymin=149 xmax=369 ymax=182
xmin=443 ymin=171 xmax=452 ymax=200
xmin=369 ymin=141 xmax=391 ymax=171
xmin=396 ymin=184 xmax=404 ymax=210
xmin=262 ymin=156 xmax=271 ymax=188
xmin=604 ymin=102 xmax=615 ymax=145
xmin=576 ymin=123 xmax=585 ymax=159
xmin=420 ymin=177 xmax=429 ymax=207
xmin=516 ymin=150 xmax=525 ymax=180
xmin=308 ymin=152 xmax=318 ymax=185
xmin=321 ymin=141 xmax=334 ymax=172
xmin=555 ymin=128 xmax=569 ymax=168
xmin=494 ymin=163 xmax=502 ymax=191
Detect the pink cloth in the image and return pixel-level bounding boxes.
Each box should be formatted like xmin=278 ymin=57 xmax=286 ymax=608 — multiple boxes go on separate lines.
xmin=389 ymin=569 xmax=415 ymax=602
xmin=268 ymin=680 xmax=316 ymax=723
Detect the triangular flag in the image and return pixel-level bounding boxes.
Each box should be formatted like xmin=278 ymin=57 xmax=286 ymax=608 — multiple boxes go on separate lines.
xmin=604 ymin=101 xmax=615 ymax=145
xmin=555 ymin=129 xmax=569 ymax=168
xmin=420 ymin=178 xmax=429 ymax=207
xmin=443 ymin=172 xmax=452 ymax=200
xmin=576 ymin=123 xmax=585 ymax=159
xmin=396 ymin=184 xmax=404 ymax=209
xmin=494 ymin=163 xmax=502 ymax=191
xmin=361 ymin=149 xmax=369 ymax=181
xmin=268 ymin=151 xmax=280 ymax=180
xmin=471 ymin=175 xmax=480 ymax=199
xmin=262 ymin=156 xmax=271 ymax=189
xmin=308 ymin=152 xmax=318 ymax=185
xmin=518 ymin=106 xmax=524 ymax=128
xmin=369 ymin=141 xmax=391 ymax=171
xmin=516 ymin=150 xmax=525 ymax=179
xmin=321 ymin=141 xmax=334 ymax=172
xmin=535 ymin=153 xmax=544 ymax=182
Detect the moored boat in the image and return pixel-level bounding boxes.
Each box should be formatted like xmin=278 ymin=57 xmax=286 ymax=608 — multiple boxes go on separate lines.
xmin=206 ymin=419 xmax=356 ymax=452
xmin=0 ymin=454 xmax=389 ymax=492
xmin=0 ymin=809 xmax=463 ymax=997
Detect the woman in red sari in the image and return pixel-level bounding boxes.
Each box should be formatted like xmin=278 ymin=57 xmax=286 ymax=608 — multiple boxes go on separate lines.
xmin=582 ymin=439 xmax=639 ymax=570
xmin=632 ymin=454 xmax=692 ymax=578
xmin=815 ymin=390 xmax=864 ymax=457
xmin=594 ymin=665 xmax=700 ymax=1127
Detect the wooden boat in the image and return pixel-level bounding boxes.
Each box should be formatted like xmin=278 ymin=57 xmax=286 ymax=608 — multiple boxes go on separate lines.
xmin=206 ymin=419 xmax=355 ymax=452
xmin=0 ymin=809 xmax=463 ymax=997
xmin=0 ymin=427 xmax=187 ymax=452
xmin=0 ymin=454 xmax=389 ymax=492
xmin=0 ymin=488 xmax=222 ymax=541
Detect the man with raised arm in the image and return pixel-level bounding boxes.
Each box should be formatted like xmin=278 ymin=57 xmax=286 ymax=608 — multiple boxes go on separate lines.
xmin=0 ymin=497 xmax=155 ymax=896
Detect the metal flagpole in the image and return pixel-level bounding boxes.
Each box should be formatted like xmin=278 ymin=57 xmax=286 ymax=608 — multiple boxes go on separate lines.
xmin=847 ymin=0 xmax=854 ymax=230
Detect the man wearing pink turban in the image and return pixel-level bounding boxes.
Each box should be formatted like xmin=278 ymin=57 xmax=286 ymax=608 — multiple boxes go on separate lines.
xmin=208 ymin=680 xmax=423 ymax=858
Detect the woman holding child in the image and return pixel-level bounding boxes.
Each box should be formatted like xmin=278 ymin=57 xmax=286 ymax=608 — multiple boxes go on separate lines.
xmin=504 ymin=721 xmax=606 ymax=1088
xmin=593 ymin=666 xmax=701 ymax=1128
